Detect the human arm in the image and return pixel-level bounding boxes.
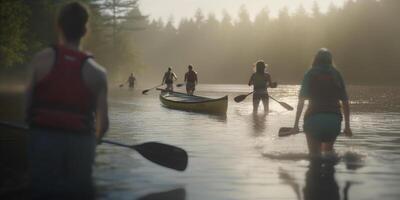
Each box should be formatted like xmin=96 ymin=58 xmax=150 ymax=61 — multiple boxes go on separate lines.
xmin=342 ymin=100 xmax=352 ymax=137
xmin=248 ymin=74 xmax=254 ymax=86
xmin=162 ymin=73 xmax=166 ymax=84
xmin=173 ymin=73 xmax=178 ymax=81
xmin=338 ymin=71 xmax=351 ymax=136
xmin=195 ymin=72 xmax=198 ymax=85
xmin=95 ymin=83 xmax=109 ymax=142
xmin=293 ymin=97 xmax=305 ymax=131
xmin=184 ymin=73 xmax=187 ymax=83
xmin=83 ymin=60 xmax=109 ymax=143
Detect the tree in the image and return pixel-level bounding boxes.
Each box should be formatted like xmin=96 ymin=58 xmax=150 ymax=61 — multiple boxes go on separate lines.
xmin=0 ymin=0 xmax=29 ymax=68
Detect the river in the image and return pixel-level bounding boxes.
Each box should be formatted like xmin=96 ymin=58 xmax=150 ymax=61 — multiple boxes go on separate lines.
xmin=92 ymin=84 xmax=400 ymax=200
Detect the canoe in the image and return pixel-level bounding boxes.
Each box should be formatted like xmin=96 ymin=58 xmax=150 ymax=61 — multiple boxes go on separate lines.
xmin=158 ymin=90 xmax=228 ymax=114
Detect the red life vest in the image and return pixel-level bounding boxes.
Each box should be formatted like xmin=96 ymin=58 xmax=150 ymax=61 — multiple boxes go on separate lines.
xmin=30 ymin=45 xmax=94 ymax=132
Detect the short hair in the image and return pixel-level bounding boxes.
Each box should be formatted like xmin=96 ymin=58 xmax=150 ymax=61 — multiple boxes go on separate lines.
xmin=188 ymin=65 xmax=193 ymax=69
xmin=57 ymin=2 xmax=89 ymax=42
xmin=312 ymin=48 xmax=333 ymax=67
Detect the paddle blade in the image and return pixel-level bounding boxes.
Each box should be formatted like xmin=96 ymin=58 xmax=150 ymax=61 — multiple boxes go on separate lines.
xmin=133 ymin=142 xmax=188 ymax=171
xmin=278 ymin=127 xmax=298 ymax=137
xmin=279 ymin=102 xmax=294 ymax=111
xmin=234 ymin=95 xmax=248 ymax=103
xmin=142 ymin=89 xmax=150 ymax=94
xmin=176 ymin=83 xmax=185 ymax=87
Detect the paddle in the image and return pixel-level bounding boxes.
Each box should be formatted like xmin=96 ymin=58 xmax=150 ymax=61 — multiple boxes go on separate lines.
xmin=234 ymin=92 xmax=293 ymax=110
xmin=278 ymin=127 xmax=347 ymax=138
xmin=0 ymin=120 xmax=188 ymax=171
xmin=176 ymin=83 xmax=185 ymax=87
xmin=142 ymin=84 xmax=163 ymax=94
xmin=268 ymin=95 xmax=294 ymax=111
xmin=119 ymin=84 xmax=124 ymax=88
xmin=234 ymin=91 xmax=254 ymax=103
xmin=278 ymin=127 xmax=300 ymax=137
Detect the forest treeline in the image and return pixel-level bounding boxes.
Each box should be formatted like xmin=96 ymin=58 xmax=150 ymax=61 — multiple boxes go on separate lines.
xmin=133 ymin=0 xmax=400 ymax=85
xmin=0 ymin=0 xmax=145 ymax=80
xmin=1 ymin=0 xmax=399 ymax=85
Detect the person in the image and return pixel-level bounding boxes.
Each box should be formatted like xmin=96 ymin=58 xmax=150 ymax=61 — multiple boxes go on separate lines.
xmin=127 ymin=73 xmax=136 ymax=89
xmin=162 ymin=67 xmax=177 ymax=92
xmin=25 ymin=2 xmax=109 ymax=199
xmin=292 ymin=48 xmax=352 ymax=158
xmin=184 ymin=65 xmax=198 ymax=95
xmin=248 ymin=60 xmax=273 ymax=113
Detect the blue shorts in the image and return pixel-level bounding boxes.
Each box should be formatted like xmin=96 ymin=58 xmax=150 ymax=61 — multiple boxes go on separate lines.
xmin=304 ymin=113 xmax=342 ymax=142
xmin=29 ymin=128 xmax=96 ymax=199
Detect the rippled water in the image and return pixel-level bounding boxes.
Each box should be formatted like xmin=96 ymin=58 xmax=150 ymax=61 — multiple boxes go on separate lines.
xmin=92 ymin=84 xmax=400 ymax=200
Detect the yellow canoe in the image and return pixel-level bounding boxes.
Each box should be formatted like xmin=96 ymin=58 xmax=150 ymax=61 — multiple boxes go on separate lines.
xmin=159 ymin=91 xmax=228 ymax=114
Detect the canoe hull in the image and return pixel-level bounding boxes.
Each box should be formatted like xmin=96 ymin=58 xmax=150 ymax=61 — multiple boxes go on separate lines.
xmin=159 ymin=92 xmax=228 ymax=114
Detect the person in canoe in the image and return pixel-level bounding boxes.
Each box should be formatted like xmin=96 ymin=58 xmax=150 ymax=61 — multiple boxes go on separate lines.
xmin=292 ymin=48 xmax=352 ymax=158
xmin=248 ymin=60 xmax=275 ymax=113
xmin=162 ymin=67 xmax=177 ymax=92
xmin=127 ymin=73 xmax=136 ymax=89
xmin=184 ymin=65 xmax=198 ymax=95
xmin=25 ymin=2 xmax=109 ymax=199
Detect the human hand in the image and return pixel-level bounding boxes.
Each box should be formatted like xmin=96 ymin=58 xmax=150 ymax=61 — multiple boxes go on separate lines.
xmin=343 ymin=127 xmax=352 ymax=137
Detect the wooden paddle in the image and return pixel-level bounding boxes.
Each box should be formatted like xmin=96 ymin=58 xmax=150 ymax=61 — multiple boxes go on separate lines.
xmin=0 ymin=120 xmax=188 ymax=171
xmin=142 ymin=84 xmax=163 ymax=94
xmin=234 ymin=91 xmax=254 ymax=103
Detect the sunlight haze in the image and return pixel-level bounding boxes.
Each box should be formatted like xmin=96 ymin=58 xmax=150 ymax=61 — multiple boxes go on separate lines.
xmin=139 ymin=0 xmax=347 ymax=23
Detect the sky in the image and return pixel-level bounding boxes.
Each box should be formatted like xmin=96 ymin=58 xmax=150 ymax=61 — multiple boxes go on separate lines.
xmin=139 ymin=0 xmax=348 ymax=24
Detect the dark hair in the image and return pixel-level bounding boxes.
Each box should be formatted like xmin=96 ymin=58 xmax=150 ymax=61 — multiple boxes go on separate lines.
xmin=312 ymin=48 xmax=333 ymax=67
xmin=188 ymin=65 xmax=193 ymax=70
xmin=256 ymin=60 xmax=266 ymax=74
xmin=168 ymin=67 xmax=172 ymax=71
xmin=57 ymin=2 xmax=89 ymax=42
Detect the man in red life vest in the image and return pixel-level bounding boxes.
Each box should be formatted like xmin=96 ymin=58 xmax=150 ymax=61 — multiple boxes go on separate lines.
xmin=184 ymin=65 xmax=198 ymax=95
xmin=25 ymin=2 xmax=109 ymax=199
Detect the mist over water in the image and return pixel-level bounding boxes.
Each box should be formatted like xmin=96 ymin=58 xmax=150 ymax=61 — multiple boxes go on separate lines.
xmin=94 ymin=84 xmax=400 ymax=200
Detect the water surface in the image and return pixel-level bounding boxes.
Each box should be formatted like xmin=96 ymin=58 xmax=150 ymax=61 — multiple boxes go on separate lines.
xmin=95 ymin=84 xmax=400 ymax=200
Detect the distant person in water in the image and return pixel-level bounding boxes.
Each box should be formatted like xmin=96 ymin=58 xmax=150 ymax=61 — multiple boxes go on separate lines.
xmin=26 ymin=2 xmax=109 ymax=199
xmin=184 ymin=65 xmax=198 ymax=95
xmin=127 ymin=73 xmax=136 ymax=89
xmin=292 ymin=48 xmax=352 ymax=158
xmin=248 ymin=60 xmax=274 ymax=113
xmin=162 ymin=67 xmax=177 ymax=91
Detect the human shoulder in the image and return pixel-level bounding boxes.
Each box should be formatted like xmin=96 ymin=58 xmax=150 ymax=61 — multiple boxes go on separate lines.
xmin=82 ymin=58 xmax=108 ymax=92
xmin=30 ymin=48 xmax=55 ymax=69
xmin=29 ymin=47 xmax=56 ymax=81
xmin=84 ymin=58 xmax=107 ymax=78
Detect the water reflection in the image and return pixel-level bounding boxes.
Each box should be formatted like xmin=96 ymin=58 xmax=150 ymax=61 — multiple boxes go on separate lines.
xmin=279 ymin=153 xmax=365 ymax=200
xmin=303 ymin=160 xmax=340 ymax=200
xmin=251 ymin=113 xmax=267 ymax=136
xmin=137 ymin=188 xmax=185 ymax=200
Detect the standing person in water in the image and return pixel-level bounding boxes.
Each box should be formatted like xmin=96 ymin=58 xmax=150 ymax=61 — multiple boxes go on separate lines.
xmin=26 ymin=2 xmax=109 ymax=199
xmin=184 ymin=65 xmax=198 ymax=95
xmin=162 ymin=67 xmax=177 ymax=92
xmin=127 ymin=72 xmax=136 ymax=89
xmin=292 ymin=48 xmax=352 ymax=158
xmin=248 ymin=60 xmax=273 ymax=113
